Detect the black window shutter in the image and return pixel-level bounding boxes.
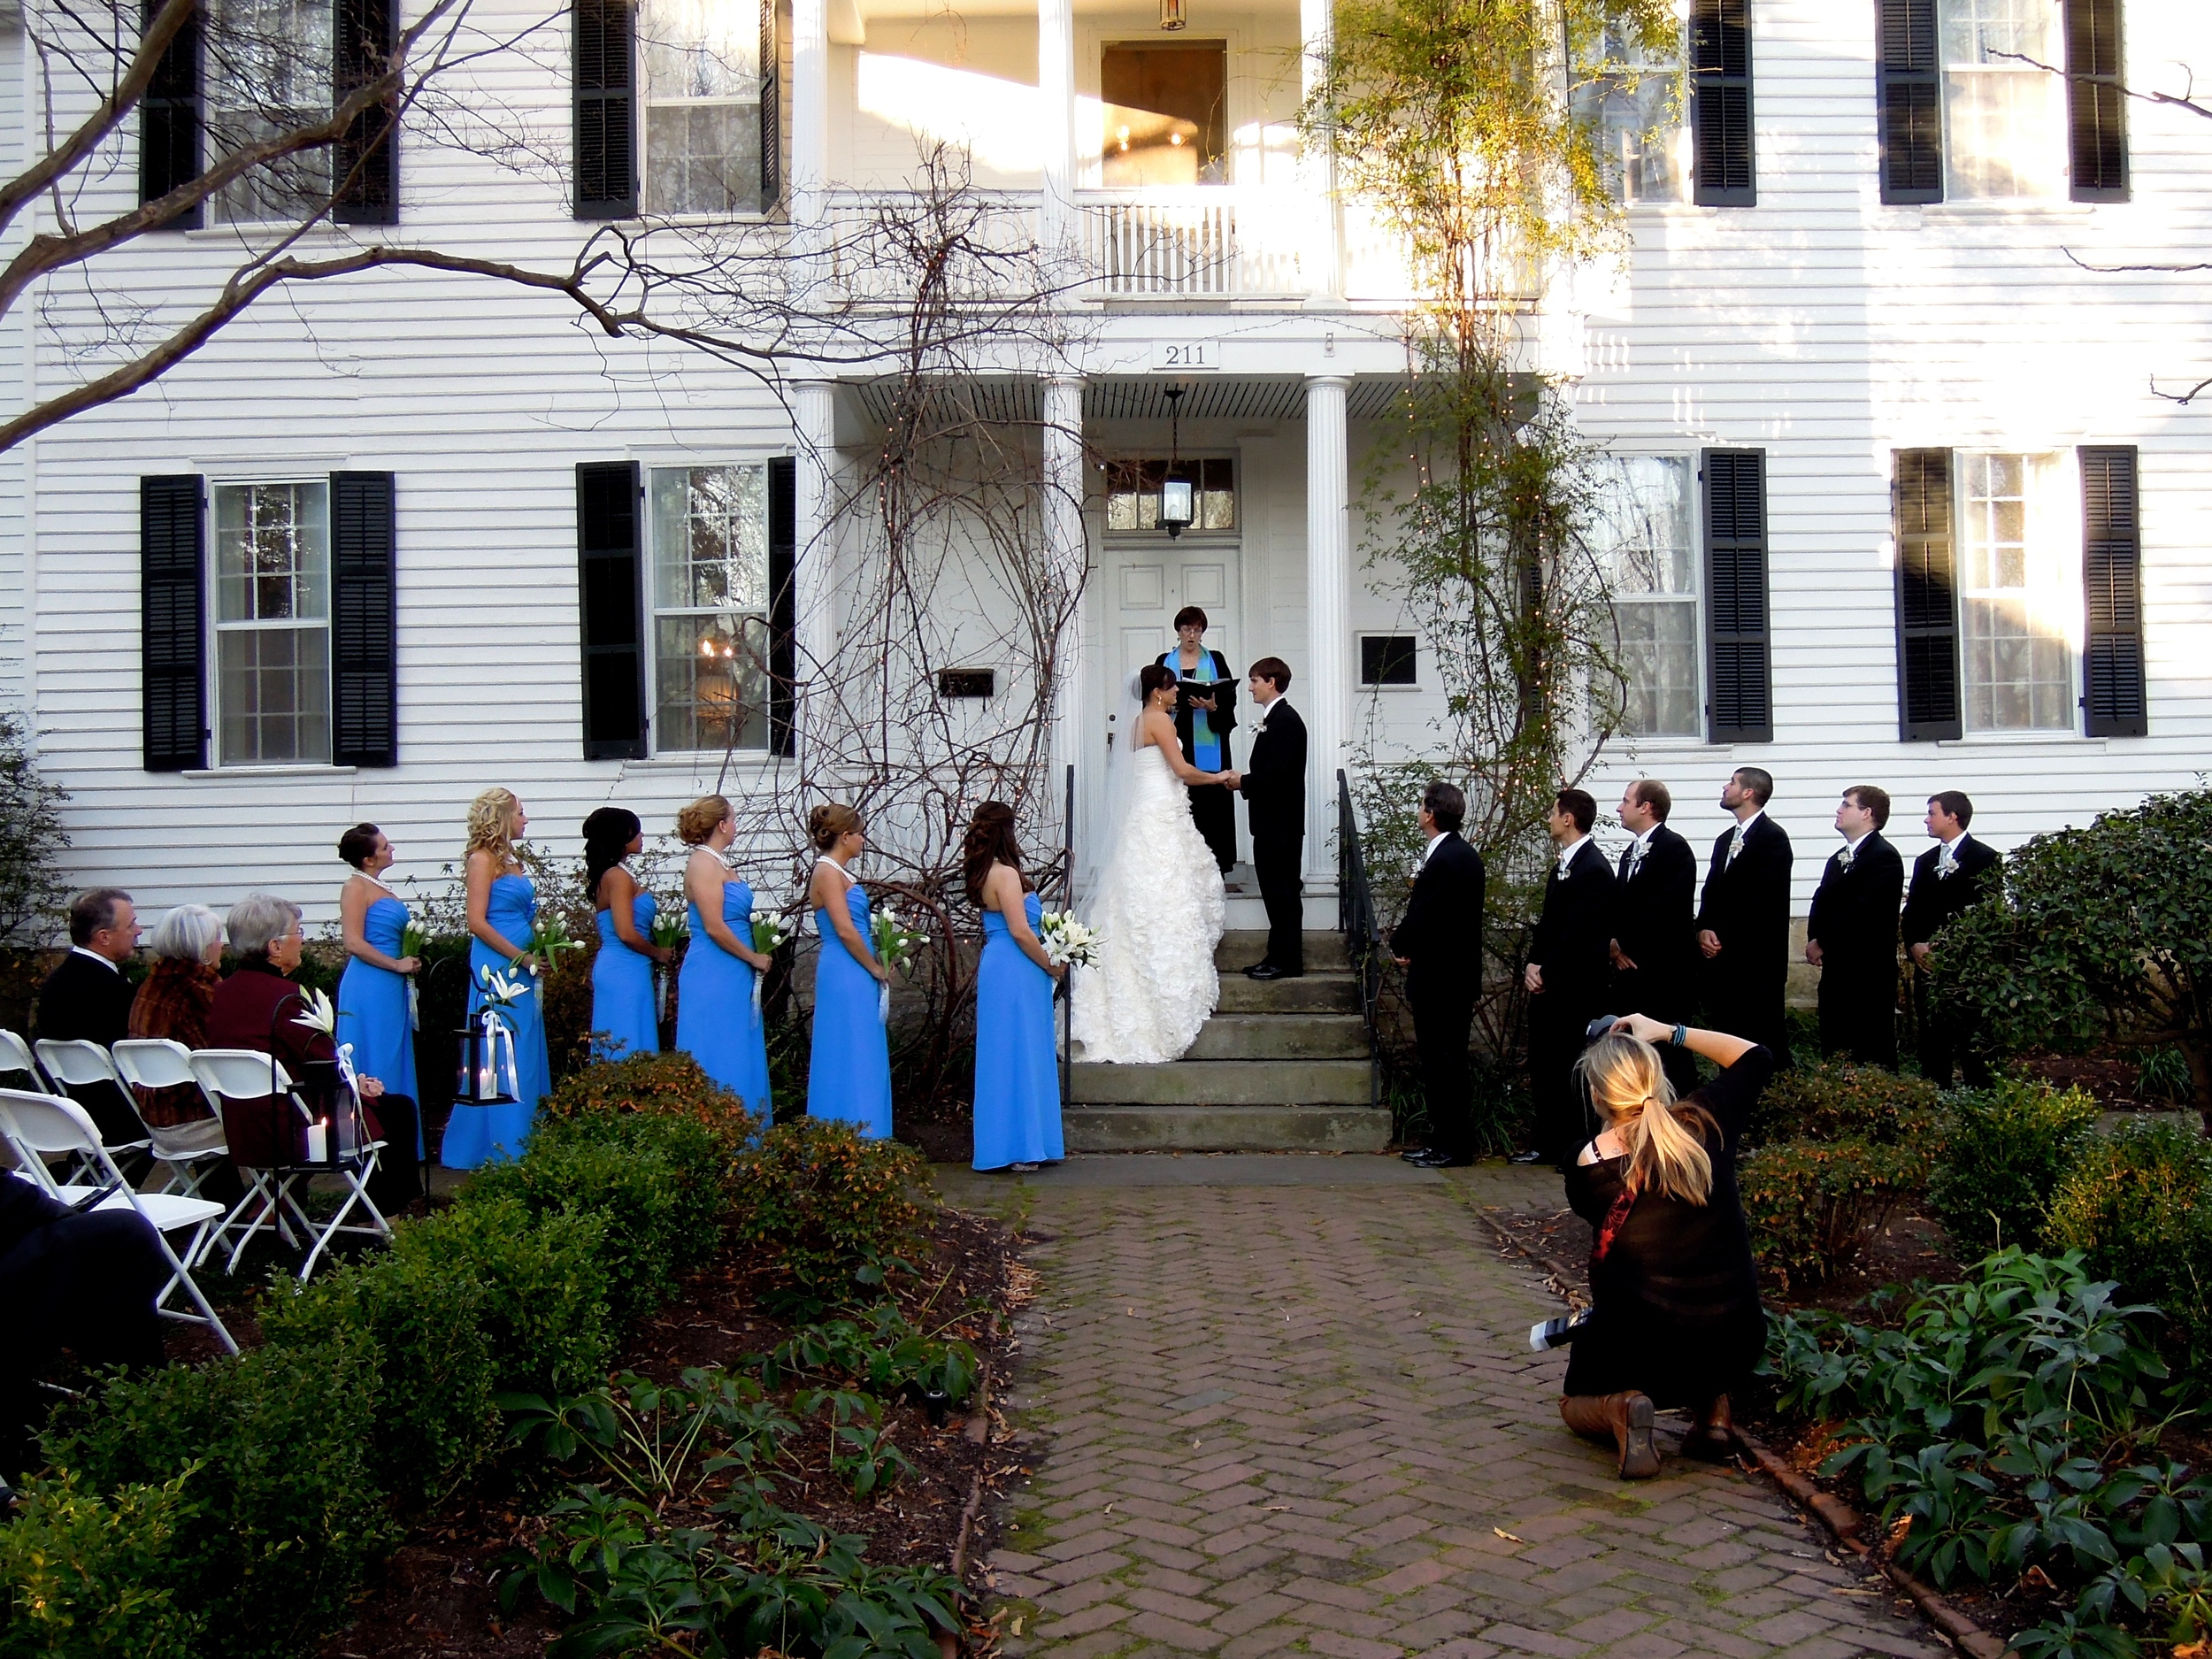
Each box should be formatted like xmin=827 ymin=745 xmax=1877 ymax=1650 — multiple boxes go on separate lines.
xmin=2079 ymin=445 xmax=2147 ymax=736
xmin=1702 ymin=448 xmax=1771 ymax=742
xmin=578 ymin=462 xmax=647 ymax=759
xmin=140 ymin=0 xmax=204 ymax=227
xmin=331 ymin=472 xmax=399 ymax=766
xmin=1690 ymin=0 xmax=1755 ymax=206
xmin=1893 ymin=448 xmax=1962 ymax=741
xmin=1876 ymin=0 xmax=1941 ymax=204
xmin=142 ymin=475 xmax=207 ymax=771
xmin=2065 ymin=0 xmax=2127 ymax=202
xmin=758 ymin=0 xmax=780 ymax=211
xmin=768 ymin=456 xmax=796 ymax=757
xmin=333 ymin=0 xmax=398 ymax=225
xmin=573 ymin=0 xmax=636 ymax=218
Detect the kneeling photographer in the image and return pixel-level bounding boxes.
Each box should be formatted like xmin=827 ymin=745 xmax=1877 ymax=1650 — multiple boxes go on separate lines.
xmin=1554 ymin=1013 xmax=1771 ymax=1479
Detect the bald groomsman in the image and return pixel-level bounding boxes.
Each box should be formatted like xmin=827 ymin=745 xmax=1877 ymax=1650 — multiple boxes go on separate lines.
xmin=1609 ymin=779 xmax=1699 ymax=1095
xmin=1695 ymin=767 xmax=1793 ymax=1060
xmin=1805 ymin=786 xmax=1906 ymax=1069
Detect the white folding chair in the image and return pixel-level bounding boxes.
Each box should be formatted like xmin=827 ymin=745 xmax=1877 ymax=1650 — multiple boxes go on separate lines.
xmin=111 ymin=1039 xmax=233 ymax=1205
xmin=0 ymin=1088 xmax=236 ymax=1355
xmin=33 ymin=1040 xmax=152 ymax=1157
xmin=188 ymin=1048 xmax=392 ymax=1279
xmin=0 ymin=1027 xmax=48 ymax=1088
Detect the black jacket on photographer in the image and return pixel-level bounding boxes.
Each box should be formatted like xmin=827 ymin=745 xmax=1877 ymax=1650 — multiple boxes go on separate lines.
xmin=1561 ymin=1044 xmax=1774 ymax=1409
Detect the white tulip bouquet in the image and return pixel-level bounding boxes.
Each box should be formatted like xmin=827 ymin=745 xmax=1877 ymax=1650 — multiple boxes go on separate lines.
xmin=870 ymin=907 xmax=926 ymax=1023
xmin=1038 ymin=911 xmax=1101 ymax=969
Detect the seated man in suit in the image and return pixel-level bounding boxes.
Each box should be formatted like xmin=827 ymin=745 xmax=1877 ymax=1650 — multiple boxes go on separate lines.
xmin=35 ymin=887 xmax=145 ymax=1149
xmin=1609 ymin=780 xmax=1699 ymax=1095
xmin=1806 ymin=785 xmax=1905 ymax=1069
xmin=1901 ymin=790 xmax=2001 ymax=1087
xmin=1523 ymin=787 xmax=1618 ymax=1169
xmin=1388 ymin=781 xmax=1487 ymax=1170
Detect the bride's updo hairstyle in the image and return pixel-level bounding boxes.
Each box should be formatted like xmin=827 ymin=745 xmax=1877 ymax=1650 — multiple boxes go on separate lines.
xmin=1139 ymin=663 xmax=1177 ymax=705
xmin=810 ymin=803 xmax=863 ymax=852
xmin=962 ymin=802 xmax=1023 ymax=907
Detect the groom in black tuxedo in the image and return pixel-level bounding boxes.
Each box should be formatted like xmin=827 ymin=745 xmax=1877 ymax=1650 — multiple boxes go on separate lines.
xmin=1390 ymin=781 xmax=1487 ymax=1168
xmin=1226 ymin=657 xmax=1307 ymax=980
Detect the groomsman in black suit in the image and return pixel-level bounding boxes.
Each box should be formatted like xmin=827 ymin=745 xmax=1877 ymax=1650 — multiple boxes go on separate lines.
xmin=1522 ymin=788 xmax=1618 ymax=1168
xmin=1901 ymin=790 xmax=2002 ymax=1087
xmin=1805 ymin=786 xmax=1906 ymax=1069
xmin=1696 ymin=767 xmax=1793 ymax=1060
xmin=1226 ymin=657 xmax=1308 ymax=980
xmin=1389 ymin=781 xmax=1487 ymax=1169
xmin=1609 ymin=779 xmax=1699 ymax=1095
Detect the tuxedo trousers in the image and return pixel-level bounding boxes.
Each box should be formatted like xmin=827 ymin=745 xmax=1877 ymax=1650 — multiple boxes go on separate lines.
xmin=1187 ymin=778 xmax=1237 ymax=873
xmin=1818 ymin=955 xmax=1899 ymax=1070
xmin=1913 ymin=964 xmax=1991 ymax=1088
xmin=1701 ymin=954 xmax=1789 ymax=1063
xmin=1410 ymin=979 xmax=1479 ymax=1160
xmin=1252 ymin=835 xmax=1304 ymax=972
xmin=1528 ymin=989 xmax=1602 ymax=1167
xmin=1611 ymin=965 xmax=1700 ymax=1095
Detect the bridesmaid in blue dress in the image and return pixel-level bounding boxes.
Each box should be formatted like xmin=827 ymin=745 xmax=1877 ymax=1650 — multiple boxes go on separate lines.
xmin=964 ymin=803 xmax=1064 ymax=1171
xmin=334 ymin=823 xmax=423 ymax=1161
xmin=444 ymin=787 xmax=553 ymax=1170
xmin=673 ymin=795 xmax=773 ymax=1117
xmin=805 ymin=803 xmax=893 ymax=1139
xmin=583 ymin=807 xmax=669 ymax=1061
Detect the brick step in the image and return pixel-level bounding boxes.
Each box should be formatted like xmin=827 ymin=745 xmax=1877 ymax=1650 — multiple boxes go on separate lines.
xmin=1070 ymin=1057 xmax=1373 ymax=1107
xmin=1215 ymin=931 xmax=1349 ymax=972
xmin=1213 ymin=972 xmax=1361 ymax=1014
xmin=1064 ymin=1103 xmax=1392 ymax=1153
xmin=1185 ymin=1013 xmax=1370 ymax=1061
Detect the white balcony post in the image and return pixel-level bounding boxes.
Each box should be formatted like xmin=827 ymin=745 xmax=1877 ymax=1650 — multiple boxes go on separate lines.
xmin=1299 ymin=0 xmax=1340 ymax=298
xmin=795 ymin=380 xmax=838 ymax=763
xmin=1041 ymin=374 xmax=1087 ymax=856
xmin=1037 ymin=0 xmax=1077 ymax=265
xmin=792 ymin=0 xmax=830 ymax=275
xmin=1304 ymin=374 xmax=1351 ymax=873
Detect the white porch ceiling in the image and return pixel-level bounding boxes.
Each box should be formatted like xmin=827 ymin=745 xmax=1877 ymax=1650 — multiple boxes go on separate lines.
xmin=838 ymin=374 xmax=1410 ymax=428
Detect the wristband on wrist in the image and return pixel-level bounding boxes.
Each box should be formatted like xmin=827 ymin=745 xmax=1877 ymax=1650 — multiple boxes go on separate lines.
xmin=1671 ymin=1024 xmax=1689 ymax=1048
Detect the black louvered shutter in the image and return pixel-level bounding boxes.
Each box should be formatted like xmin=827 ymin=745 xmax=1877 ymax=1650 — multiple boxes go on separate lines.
xmin=578 ymin=462 xmax=647 ymax=758
xmin=574 ymin=0 xmax=636 ymax=218
xmin=1702 ymin=449 xmax=1770 ymax=742
xmin=2079 ymin=445 xmax=2146 ymax=737
xmin=1690 ymin=0 xmax=1755 ymax=207
xmin=1876 ymin=0 xmax=1941 ymax=204
xmin=757 ymin=0 xmax=780 ymax=211
xmin=1893 ymin=449 xmax=1962 ymax=741
xmin=333 ymin=0 xmax=398 ymax=224
xmin=142 ymin=475 xmax=206 ymax=771
xmin=331 ymin=472 xmax=398 ymax=765
xmin=767 ymin=456 xmax=796 ymax=757
xmin=140 ymin=0 xmax=204 ymax=227
xmin=2066 ymin=0 xmax=2127 ymax=202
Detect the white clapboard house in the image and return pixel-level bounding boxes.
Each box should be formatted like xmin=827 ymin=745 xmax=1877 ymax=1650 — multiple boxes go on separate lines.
xmin=0 ymin=0 xmax=2205 ymax=931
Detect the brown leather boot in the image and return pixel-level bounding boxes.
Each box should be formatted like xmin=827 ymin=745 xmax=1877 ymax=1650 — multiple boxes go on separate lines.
xmin=1558 ymin=1392 xmax=1661 ymax=1479
xmin=1683 ymin=1394 xmax=1736 ymax=1463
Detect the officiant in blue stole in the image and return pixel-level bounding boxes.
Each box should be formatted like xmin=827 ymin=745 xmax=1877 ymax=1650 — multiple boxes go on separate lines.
xmin=1153 ymin=605 xmax=1239 ymax=874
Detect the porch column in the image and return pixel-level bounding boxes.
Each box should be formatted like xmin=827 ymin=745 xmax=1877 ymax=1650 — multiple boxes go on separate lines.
xmin=1304 ymin=374 xmax=1350 ymax=874
xmin=1299 ymin=0 xmax=1340 ymax=297
xmin=1037 ymin=0 xmax=1077 ymax=262
xmin=795 ymin=380 xmax=838 ymax=759
xmin=792 ymin=0 xmax=830 ymax=263
xmin=1042 ymin=374 xmax=1087 ymax=867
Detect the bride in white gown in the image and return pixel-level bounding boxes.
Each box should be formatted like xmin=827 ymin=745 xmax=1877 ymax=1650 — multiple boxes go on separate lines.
xmin=1071 ymin=664 xmax=1233 ymax=1064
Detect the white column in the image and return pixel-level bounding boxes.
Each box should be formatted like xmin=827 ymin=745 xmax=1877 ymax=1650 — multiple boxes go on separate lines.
xmin=791 ymin=0 xmax=830 ymax=257
xmin=1037 ymin=0 xmax=1077 ymax=263
xmin=1041 ymin=374 xmax=1087 ymax=874
xmin=794 ymin=380 xmax=838 ymax=765
xmin=1304 ymin=374 xmax=1351 ymax=877
xmin=1298 ymin=0 xmax=1340 ymax=299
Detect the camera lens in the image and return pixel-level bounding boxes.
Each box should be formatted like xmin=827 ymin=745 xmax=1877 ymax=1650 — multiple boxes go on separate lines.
xmin=1585 ymin=1014 xmax=1620 ymax=1044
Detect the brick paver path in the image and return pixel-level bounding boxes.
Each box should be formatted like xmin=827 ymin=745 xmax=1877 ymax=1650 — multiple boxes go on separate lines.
xmin=978 ymin=1170 xmax=1944 ymax=1659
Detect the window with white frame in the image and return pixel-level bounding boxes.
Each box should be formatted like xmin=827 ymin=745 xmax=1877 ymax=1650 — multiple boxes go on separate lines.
xmin=1940 ymin=0 xmax=2064 ymax=200
xmin=1105 ymin=458 xmax=1236 ymax=534
xmin=1579 ymin=22 xmax=1686 ymax=205
xmin=1956 ymin=450 xmax=2075 ymax=732
xmin=650 ymin=464 xmax=771 ymax=752
xmin=1591 ymin=454 xmax=1701 ymax=738
xmin=639 ymin=0 xmax=764 ymax=214
xmin=213 ymin=481 xmax=333 ymax=764
xmin=204 ymin=0 xmax=335 ymax=224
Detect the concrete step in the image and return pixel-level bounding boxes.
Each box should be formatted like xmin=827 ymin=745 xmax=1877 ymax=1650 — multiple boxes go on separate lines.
xmin=1070 ymin=1057 xmax=1373 ymax=1106
xmin=1214 ymin=972 xmax=1360 ymax=1014
xmin=1186 ymin=1013 xmax=1370 ymax=1061
xmin=1065 ymin=1103 xmax=1392 ymax=1153
xmin=1215 ymin=931 xmax=1349 ymax=972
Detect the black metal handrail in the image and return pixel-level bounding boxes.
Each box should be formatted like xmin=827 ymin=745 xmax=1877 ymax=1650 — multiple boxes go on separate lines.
xmin=1060 ymin=761 xmax=1074 ymax=1106
xmin=1336 ymin=768 xmax=1385 ymax=1114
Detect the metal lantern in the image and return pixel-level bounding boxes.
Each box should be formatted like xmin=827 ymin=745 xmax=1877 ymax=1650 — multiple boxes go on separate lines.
xmin=1160 ymin=386 xmax=1194 ymax=538
xmin=454 ymin=1005 xmax=521 ymax=1104
xmin=1159 ymin=0 xmax=1187 ymax=29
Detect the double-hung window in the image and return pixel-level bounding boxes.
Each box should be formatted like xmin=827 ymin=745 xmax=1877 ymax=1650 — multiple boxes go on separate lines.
xmin=1592 ymin=455 xmax=1701 ymax=739
xmin=1940 ymin=0 xmax=2065 ymax=200
xmin=204 ymin=0 xmax=336 ymax=223
xmin=1955 ymin=451 xmax=2074 ymax=732
xmin=1580 ymin=25 xmax=1687 ymax=205
xmin=639 ymin=0 xmax=764 ymax=214
xmin=212 ymin=481 xmax=334 ymax=764
xmin=649 ymin=464 xmax=772 ymax=753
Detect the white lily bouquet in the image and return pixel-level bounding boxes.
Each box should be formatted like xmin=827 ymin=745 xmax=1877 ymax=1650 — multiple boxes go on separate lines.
xmin=522 ymin=915 xmax=585 ymax=978
xmin=870 ymin=908 xmax=926 ymax=1024
xmin=290 ymin=985 xmax=339 ymax=1037
xmin=1038 ymin=911 xmax=1100 ymax=970
xmin=478 ymin=963 xmax=531 ymax=1008
xmin=400 ymin=918 xmax=426 ymax=1030
xmin=749 ymin=911 xmax=791 ymax=1012
xmin=650 ymin=906 xmax=687 ymax=1022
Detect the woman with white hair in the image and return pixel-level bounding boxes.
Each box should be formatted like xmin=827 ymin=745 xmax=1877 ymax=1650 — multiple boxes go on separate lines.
xmin=125 ymin=904 xmax=227 ymax=1149
xmin=1556 ymin=1015 xmax=1770 ymax=1480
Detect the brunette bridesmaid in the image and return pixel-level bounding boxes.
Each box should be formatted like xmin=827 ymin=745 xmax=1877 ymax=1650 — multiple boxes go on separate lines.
xmin=584 ymin=806 xmax=668 ymax=1060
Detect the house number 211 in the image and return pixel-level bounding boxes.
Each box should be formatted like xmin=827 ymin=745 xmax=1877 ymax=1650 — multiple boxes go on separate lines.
xmin=1153 ymin=341 xmax=1219 ymax=371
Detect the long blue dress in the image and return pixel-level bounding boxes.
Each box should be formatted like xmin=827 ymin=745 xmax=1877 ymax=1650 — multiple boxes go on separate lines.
xmin=443 ymin=872 xmax=552 ymax=1170
xmin=972 ymin=892 xmax=1063 ymax=1170
xmin=808 ymin=877 xmax=893 ymax=1139
xmin=676 ymin=880 xmax=772 ymax=1117
xmin=591 ymin=890 xmax=660 ymax=1061
xmin=335 ymin=892 xmax=422 ymax=1158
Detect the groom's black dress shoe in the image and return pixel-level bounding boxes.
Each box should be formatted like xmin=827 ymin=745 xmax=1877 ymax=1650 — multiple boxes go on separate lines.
xmin=1400 ymin=1145 xmax=1432 ymax=1163
xmin=1409 ymin=1148 xmax=1473 ymax=1169
xmin=1506 ymin=1149 xmax=1546 ymax=1165
xmin=1247 ymin=963 xmax=1286 ymax=981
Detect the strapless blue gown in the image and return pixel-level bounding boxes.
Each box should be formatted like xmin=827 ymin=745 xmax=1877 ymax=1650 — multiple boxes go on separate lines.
xmin=808 ymin=881 xmax=892 ymax=1139
xmin=444 ymin=872 xmax=551 ymax=1169
xmin=972 ymin=894 xmax=1062 ymax=1170
xmin=591 ymin=891 xmax=659 ymax=1061
xmin=676 ymin=881 xmax=772 ymax=1117
xmin=335 ymin=895 xmax=421 ymax=1158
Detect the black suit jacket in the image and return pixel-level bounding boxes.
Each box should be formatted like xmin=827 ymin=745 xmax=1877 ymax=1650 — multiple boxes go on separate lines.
xmin=1612 ymin=825 xmax=1697 ymax=981
xmin=1152 ymin=649 xmax=1238 ymax=756
xmin=1697 ymin=813 xmax=1794 ymax=976
xmin=1807 ymin=832 xmax=1906 ymax=967
xmin=1390 ymin=833 xmax=1486 ymax=1002
xmin=1237 ymin=700 xmax=1308 ymax=847
xmin=1531 ymin=840 xmax=1617 ymax=1005
xmin=1901 ymin=835 xmax=2002 ymax=951
xmin=35 ymin=950 xmax=137 ymax=1046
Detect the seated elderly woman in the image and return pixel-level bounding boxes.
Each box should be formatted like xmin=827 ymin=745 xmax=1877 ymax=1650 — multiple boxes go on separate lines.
xmin=206 ymin=893 xmax=421 ymax=1213
xmin=126 ymin=902 xmax=245 ymax=1205
xmin=1558 ymin=1014 xmax=1771 ymax=1479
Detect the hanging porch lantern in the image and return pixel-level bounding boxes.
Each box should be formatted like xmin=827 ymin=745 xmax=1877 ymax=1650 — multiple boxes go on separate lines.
xmin=1159 ymin=0 xmax=1187 ymax=30
xmin=1160 ymin=387 xmax=1194 ymax=538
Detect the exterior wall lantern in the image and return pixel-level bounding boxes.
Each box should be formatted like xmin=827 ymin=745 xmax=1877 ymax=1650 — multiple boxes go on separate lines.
xmin=1160 ymin=386 xmax=1194 ymax=538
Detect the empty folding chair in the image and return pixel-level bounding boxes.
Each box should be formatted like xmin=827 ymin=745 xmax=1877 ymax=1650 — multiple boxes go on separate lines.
xmin=34 ymin=1038 xmax=152 ymax=1163
xmin=0 ymin=1026 xmax=47 ymax=1088
xmin=111 ymin=1039 xmax=234 ymax=1210
xmin=0 ymin=1087 xmax=236 ymax=1355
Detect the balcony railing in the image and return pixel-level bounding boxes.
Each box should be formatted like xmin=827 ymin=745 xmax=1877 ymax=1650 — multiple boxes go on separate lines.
xmin=1074 ymin=188 xmax=1305 ymax=298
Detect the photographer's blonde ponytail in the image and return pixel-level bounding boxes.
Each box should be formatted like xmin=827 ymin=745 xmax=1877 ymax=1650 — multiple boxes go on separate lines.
xmin=1574 ymin=1033 xmax=1717 ymax=1204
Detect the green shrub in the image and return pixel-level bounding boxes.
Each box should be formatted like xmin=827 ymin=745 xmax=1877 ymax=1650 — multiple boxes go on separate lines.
xmin=729 ymin=1118 xmax=930 ymax=1312
xmin=260 ymin=1248 xmax=502 ymax=1504
xmin=1927 ymin=1079 xmax=2101 ymax=1256
xmin=38 ymin=1340 xmax=398 ymax=1659
xmin=544 ymin=1049 xmax=762 ymax=1142
xmin=1739 ymin=1137 xmax=1933 ymax=1289
xmin=392 ymin=1196 xmax=615 ymax=1396
xmin=1749 ymin=1060 xmax=1943 ymax=1149
xmin=2046 ymin=1119 xmax=2212 ymax=1360
xmin=0 ymin=1469 xmax=203 ymax=1659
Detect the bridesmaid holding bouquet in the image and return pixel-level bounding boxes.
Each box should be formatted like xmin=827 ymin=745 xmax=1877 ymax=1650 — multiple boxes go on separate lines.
xmin=805 ymin=803 xmax=893 ymax=1139
xmin=964 ymin=803 xmax=1064 ymax=1171
xmin=585 ymin=806 xmax=669 ymax=1061
xmin=335 ymin=823 xmax=422 ymax=1159
xmin=445 ymin=787 xmax=552 ymax=1169
xmin=674 ymin=795 xmax=773 ymax=1117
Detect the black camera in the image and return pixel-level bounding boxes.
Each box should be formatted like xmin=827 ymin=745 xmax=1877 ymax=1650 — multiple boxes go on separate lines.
xmin=1585 ymin=1014 xmax=1623 ymax=1044
xmin=1529 ymin=1310 xmax=1591 ymax=1352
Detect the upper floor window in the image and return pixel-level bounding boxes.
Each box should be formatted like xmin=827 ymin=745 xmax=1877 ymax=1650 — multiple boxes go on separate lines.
xmin=1956 ymin=450 xmax=2074 ymax=731
xmin=1101 ymin=42 xmax=1228 ymax=187
xmin=1940 ymin=0 xmax=2064 ymax=200
xmin=650 ymin=464 xmax=771 ymax=752
xmin=213 ymin=480 xmax=333 ymax=764
xmin=640 ymin=0 xmax=764 ymax=214
xmin=1591 ymin=454 xmax=1701 ymax=739
xmin=1582 ymin=25 xmax=1686 ymax=205
xmin=1105 ymin=457 xmax=1236 ymax=534
xmin=205 ymin=0 xmax=334 ymax=224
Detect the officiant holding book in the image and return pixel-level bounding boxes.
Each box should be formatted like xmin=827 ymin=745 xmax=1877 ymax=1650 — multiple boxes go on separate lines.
xmin=1154 ymin=607 xmax=1240 ymax=876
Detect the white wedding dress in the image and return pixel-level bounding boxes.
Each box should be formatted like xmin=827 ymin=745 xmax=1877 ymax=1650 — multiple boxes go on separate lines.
xmin=1071 ymin=741 xmax=1227 ymax=1064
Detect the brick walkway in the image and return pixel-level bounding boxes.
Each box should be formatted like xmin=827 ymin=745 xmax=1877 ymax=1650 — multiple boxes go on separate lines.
xmin=952 ymin=1162 xmax=1944 ymax=1659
